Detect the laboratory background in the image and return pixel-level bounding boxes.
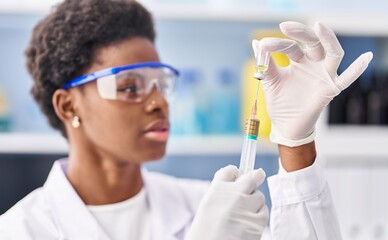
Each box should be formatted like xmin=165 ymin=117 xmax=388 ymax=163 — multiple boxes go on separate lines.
xmin=0 ymin=0 xmax=388 ymax=239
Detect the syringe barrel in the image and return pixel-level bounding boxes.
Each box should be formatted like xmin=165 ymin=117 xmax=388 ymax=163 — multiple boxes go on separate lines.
xmin=239 ymin=136 xmax=258 ymax=175
xmin=239 ymin=118 xmax=260 ymax=175
xmin=245 ymin=118 xmax=260 ymax=137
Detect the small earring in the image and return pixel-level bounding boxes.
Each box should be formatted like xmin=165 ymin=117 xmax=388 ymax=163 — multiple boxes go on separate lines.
xmin=72 ymin=116 xmax=81 ymax=129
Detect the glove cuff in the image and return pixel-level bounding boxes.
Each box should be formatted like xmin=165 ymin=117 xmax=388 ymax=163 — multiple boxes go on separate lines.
xmin=269 ymin=127 xmax=316 ymax=147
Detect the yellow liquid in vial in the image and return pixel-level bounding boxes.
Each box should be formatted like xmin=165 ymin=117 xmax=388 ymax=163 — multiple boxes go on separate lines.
xmin=255 ymin=65 xmax=268 ymax=73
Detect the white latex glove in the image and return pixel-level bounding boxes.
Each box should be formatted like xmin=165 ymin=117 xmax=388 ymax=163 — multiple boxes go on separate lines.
xmin=252 ymin=21 xmax=373 ymax=147
xmin=185 ymin=165 xmax=269 ymax=240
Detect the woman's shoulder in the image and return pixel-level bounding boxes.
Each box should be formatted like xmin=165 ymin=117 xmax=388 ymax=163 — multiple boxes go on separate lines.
xmin=1 ymin=188 xmax=45 ymax=217
xmin=0 ymin=188 xmax=59 ymax=238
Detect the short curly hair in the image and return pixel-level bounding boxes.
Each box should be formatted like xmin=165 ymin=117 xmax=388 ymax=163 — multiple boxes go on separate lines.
xmin=26 ymin=0 xmax=155 ymax=137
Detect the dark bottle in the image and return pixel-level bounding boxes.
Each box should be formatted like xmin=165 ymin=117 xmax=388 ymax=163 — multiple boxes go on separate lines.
xmin=328 ymin=86 xmax=348 ymax=125
xmin=366 ymin=73 xmax=382 ymax=125
xmin=379 ymin=72 xmax=388 ymax=124
xmin=345 ymin=80 xmax=367 ymax=124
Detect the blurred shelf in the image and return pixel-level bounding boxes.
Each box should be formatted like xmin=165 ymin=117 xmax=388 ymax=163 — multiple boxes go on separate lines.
xmin=1 ymin=2 xmax=388 ymax=36
xmin=316 ymin=126 xmax=388 ymax=158
xmin=315 ymin=110 xmax=388 ymax=159
xmin=0 ymin=0 xmax=59 ymax=15
xmin=1 ymin=129 xmax=387 ymax=158
xmin=144 ymin=3 xmax=305 ymax=23
xmin=0 ymin=133 xmax=278 ymax=155
xmin=145 ymin=4 xmax=388 ymax=36
xmin=144 ymin=3 xmax=388 ymax=36
xmin=166 ymin=135 xmax=277 ymax=156
xmin=305 ymin=13 xmax=388 ymax=37
xmin=0 ymin=133 xmax=68 ymax=154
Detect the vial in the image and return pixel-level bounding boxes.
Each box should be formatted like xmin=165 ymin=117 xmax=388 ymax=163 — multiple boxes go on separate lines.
xmin=254 ymin=49 xmax=270 ymax=80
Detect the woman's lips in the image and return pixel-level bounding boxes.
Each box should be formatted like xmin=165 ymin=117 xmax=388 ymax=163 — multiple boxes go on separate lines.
xmin=143 ymin=119 xmax=170 ymax=142
xmin=144 ymin=131 xmax=169 ymax=142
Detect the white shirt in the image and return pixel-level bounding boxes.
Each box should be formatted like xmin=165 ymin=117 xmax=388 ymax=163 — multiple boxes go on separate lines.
xmin=267 ymin=159 xmax=342 ymax=239
xmin=87 ymin=188 xmax=151 ymax=240
xmin=0 ymin=157 xmax=341 ymax=239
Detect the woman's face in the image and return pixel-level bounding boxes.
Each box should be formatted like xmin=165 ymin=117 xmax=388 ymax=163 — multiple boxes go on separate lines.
xmin=70 ymin=37 xmax=169 ymax=163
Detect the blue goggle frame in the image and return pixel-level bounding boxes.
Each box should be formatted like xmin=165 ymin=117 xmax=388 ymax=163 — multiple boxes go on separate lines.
xmin=62 ymin=61 xmax=180 ymax=90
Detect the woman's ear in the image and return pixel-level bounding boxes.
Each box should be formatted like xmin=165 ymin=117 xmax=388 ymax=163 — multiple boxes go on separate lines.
xmin=52 ymin=89 xmax=76 ymax=124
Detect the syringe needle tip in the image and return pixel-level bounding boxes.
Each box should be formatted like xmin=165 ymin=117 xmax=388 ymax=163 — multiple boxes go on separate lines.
xmin=251 ymin=100 xmax=257 ymax=116
xmin=255 ymin=83 xmax=259 ymax=99
xmin=251 ymin=82 xmax=259 ymax=117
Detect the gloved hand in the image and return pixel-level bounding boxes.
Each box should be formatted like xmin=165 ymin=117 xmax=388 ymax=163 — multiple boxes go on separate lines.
xmin=252 ymin=21 xmax=373 ymax=147
xmin=185 ymin=165 xmax=269 ymax=240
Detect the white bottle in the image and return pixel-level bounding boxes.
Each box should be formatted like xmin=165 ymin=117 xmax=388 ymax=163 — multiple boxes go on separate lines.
xmin=0 ymin=87 xmax=11 ymax=132
xmin=170 ymin=69 xmax=204 ymax=135
xmin=209 ymin=68 xmax=240 ymax=134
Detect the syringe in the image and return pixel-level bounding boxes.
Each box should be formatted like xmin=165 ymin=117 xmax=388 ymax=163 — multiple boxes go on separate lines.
xmin=239 ymin=84 xmax=260 ymax=175
xmin=238 ymin=41 xmax=268 ymax=175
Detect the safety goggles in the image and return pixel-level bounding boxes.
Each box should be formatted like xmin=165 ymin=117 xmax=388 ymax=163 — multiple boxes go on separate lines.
xmin=62 ymin=62 xmax=179 ymax=103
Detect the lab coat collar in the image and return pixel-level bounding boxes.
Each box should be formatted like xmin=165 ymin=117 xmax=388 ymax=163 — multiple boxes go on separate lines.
xmin=142 ymin=168 xmax=193 ymax=240
xmin=43 ymin=160 xmax=110 ymax=240
xmin=43 ymin=160 xmax=193 ymax=240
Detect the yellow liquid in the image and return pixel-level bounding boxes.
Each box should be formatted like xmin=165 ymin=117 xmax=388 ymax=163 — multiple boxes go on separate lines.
xmin=255 ymin=65 xmax=268 ymax=73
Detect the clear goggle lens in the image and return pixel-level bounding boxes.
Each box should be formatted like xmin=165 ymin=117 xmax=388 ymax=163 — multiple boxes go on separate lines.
xmin=97 ymin=67 xmax=177 ymax=103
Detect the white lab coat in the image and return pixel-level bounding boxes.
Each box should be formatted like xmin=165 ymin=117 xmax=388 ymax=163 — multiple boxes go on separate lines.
xmin=0 ymin=158 xmax=341 ymax=240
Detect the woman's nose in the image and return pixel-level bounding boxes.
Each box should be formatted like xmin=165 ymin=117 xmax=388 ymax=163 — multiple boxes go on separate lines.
xmin=144 ymin=86 xmax=169 ymax=115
